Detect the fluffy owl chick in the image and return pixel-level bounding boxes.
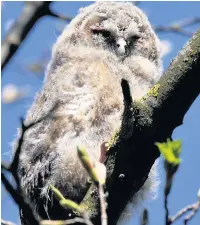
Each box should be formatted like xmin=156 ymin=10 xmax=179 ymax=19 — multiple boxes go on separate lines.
xmin=17 ymin=1 xmax=162 ymax=222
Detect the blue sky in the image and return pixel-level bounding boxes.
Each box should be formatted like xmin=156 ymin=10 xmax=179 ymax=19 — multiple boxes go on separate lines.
xmin=1 ymin=1 xmax=200 ymax=225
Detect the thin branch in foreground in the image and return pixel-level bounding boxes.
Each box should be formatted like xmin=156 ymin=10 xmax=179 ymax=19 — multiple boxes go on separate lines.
xmin=50 ymin=185 xmax=93 ymax=225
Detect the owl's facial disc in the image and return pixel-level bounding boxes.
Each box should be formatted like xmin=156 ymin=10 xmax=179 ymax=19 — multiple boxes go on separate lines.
xmin=91 ymin=25 xmax=141 ymax=59
xmin=91 ymin=28 xmax=127 ymax=57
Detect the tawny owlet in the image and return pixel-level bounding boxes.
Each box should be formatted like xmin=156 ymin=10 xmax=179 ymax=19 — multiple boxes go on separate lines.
xmin=17 ymin=1 xmax=163 ymax=223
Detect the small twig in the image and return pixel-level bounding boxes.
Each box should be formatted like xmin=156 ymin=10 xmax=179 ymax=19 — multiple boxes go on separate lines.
xmin=160 ymin=143 xmax=200 ymax=225
xmin=175 ymin=17 xmax=200 ymax=28
xmin=1 ymin=172 xmax=40 ymax=225
xmin=162 ymin=153 xmax=180 ymax=225
xmin=1 ymin=219 xmax=16 ymax=225
xmin=165 ymin=195 xmax=170 ymax=225
xmin=9 ymin=102 xmax=57 ymax=186
xmin=167 ymin=200 xmax=200 ymax=225
xmin=47 ymin=10 xmax=72 ymax=22
xmin=1 ymin=1 xmax=54 ymax=71
xmin=1 ymin=172 xmax=22 ymax=206
xmin=184 ymin=201 xmax=200 ymax=225
xmin=1 ymin=103 xmax=58 ymax=225
xmin=164 ymin=172 xmax=173 ymax=225
xmin=141 ymin=209 xmax=149 ymax=225
xmin=169 ymin=202 xmax=197 ymax=223
xmin=155 ymin=26 xmax=193 ymax=37
xmin=155 ymin=17 xmax=200 ymax=37
xmin=98 ymin=184 xmax=107 ymax=225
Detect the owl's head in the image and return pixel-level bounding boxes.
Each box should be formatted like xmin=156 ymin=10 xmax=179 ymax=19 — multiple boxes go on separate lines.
xmin=54 ymin=2 xmax=161 ymax=66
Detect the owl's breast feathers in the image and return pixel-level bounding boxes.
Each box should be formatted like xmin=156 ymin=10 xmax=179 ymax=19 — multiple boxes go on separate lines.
xmin=53 ymin=59 xmax=123 ymax=137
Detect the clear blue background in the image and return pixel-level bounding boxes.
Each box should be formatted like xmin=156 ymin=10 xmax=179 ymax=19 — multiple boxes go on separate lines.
xmin=1 ymin=1 xmax=200 ymax=225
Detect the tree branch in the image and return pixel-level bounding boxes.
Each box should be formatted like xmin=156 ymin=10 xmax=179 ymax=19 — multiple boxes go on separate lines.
xmin=1 ymin=1 xmax=74 ymax=72
xmin=1 ymin=103 xmax=58 ymax=225
xmin=168 ymin=200 xmax=200 ymax=224
xmin=80 ymin=29 xmax=200 ymax=225
xmin=1 ymin=1 xmax=53 ymax=72
xmin=1 ymin=171 xmax=40 ymax=225
xmin=47 ymin=10 xmax=72 ymax=22
xmin=184 ymin=200 xmax=200 ymax=225
xmin=155 ymin=17 xmax=200 ymax=37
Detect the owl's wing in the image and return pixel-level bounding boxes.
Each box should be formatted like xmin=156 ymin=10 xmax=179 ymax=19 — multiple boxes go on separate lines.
xmin=18 ymin=60 xmax=122 ymax=223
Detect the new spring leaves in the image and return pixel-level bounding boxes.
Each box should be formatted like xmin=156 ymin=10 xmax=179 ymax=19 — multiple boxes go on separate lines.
xmin=50 ymin=146 xmax=107 ymax=211
xmin=156 ymin=139 xmax=182 ymax=198
xmin=49 ymin=146 xmax=107 ymax=225
xmin=156 ymin=139 xmax=182 ymax=165
xmin=50 ymin=140 xmax=182 ymax=218
xmin=77 ymin=146 xmax=107 ymax=185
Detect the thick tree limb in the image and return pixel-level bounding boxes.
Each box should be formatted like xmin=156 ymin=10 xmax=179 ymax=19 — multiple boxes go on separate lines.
xmin=80 ymin=29 xmax=200 ymax=225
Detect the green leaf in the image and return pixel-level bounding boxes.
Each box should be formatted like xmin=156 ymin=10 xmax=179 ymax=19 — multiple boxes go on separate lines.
xmin=155 ymin=139 xmax=182 ymax=165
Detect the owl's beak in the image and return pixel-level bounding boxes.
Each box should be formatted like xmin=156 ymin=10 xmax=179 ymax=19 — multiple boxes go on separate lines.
xmin=116 ymin=38 xmax=127 ymax=56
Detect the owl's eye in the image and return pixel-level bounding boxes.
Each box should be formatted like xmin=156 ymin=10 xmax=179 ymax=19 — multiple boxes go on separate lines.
xmin=131 ymin=35 xmax=140 ymax=42
xmin=92 ymin=29 xmax=111 ymax=39
xmin=127 ymin=35 xmax=140 ymax=47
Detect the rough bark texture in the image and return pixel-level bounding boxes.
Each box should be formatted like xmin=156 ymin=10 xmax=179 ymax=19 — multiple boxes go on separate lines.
xmin=80 ymin=29 xmax=200 ymax=225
